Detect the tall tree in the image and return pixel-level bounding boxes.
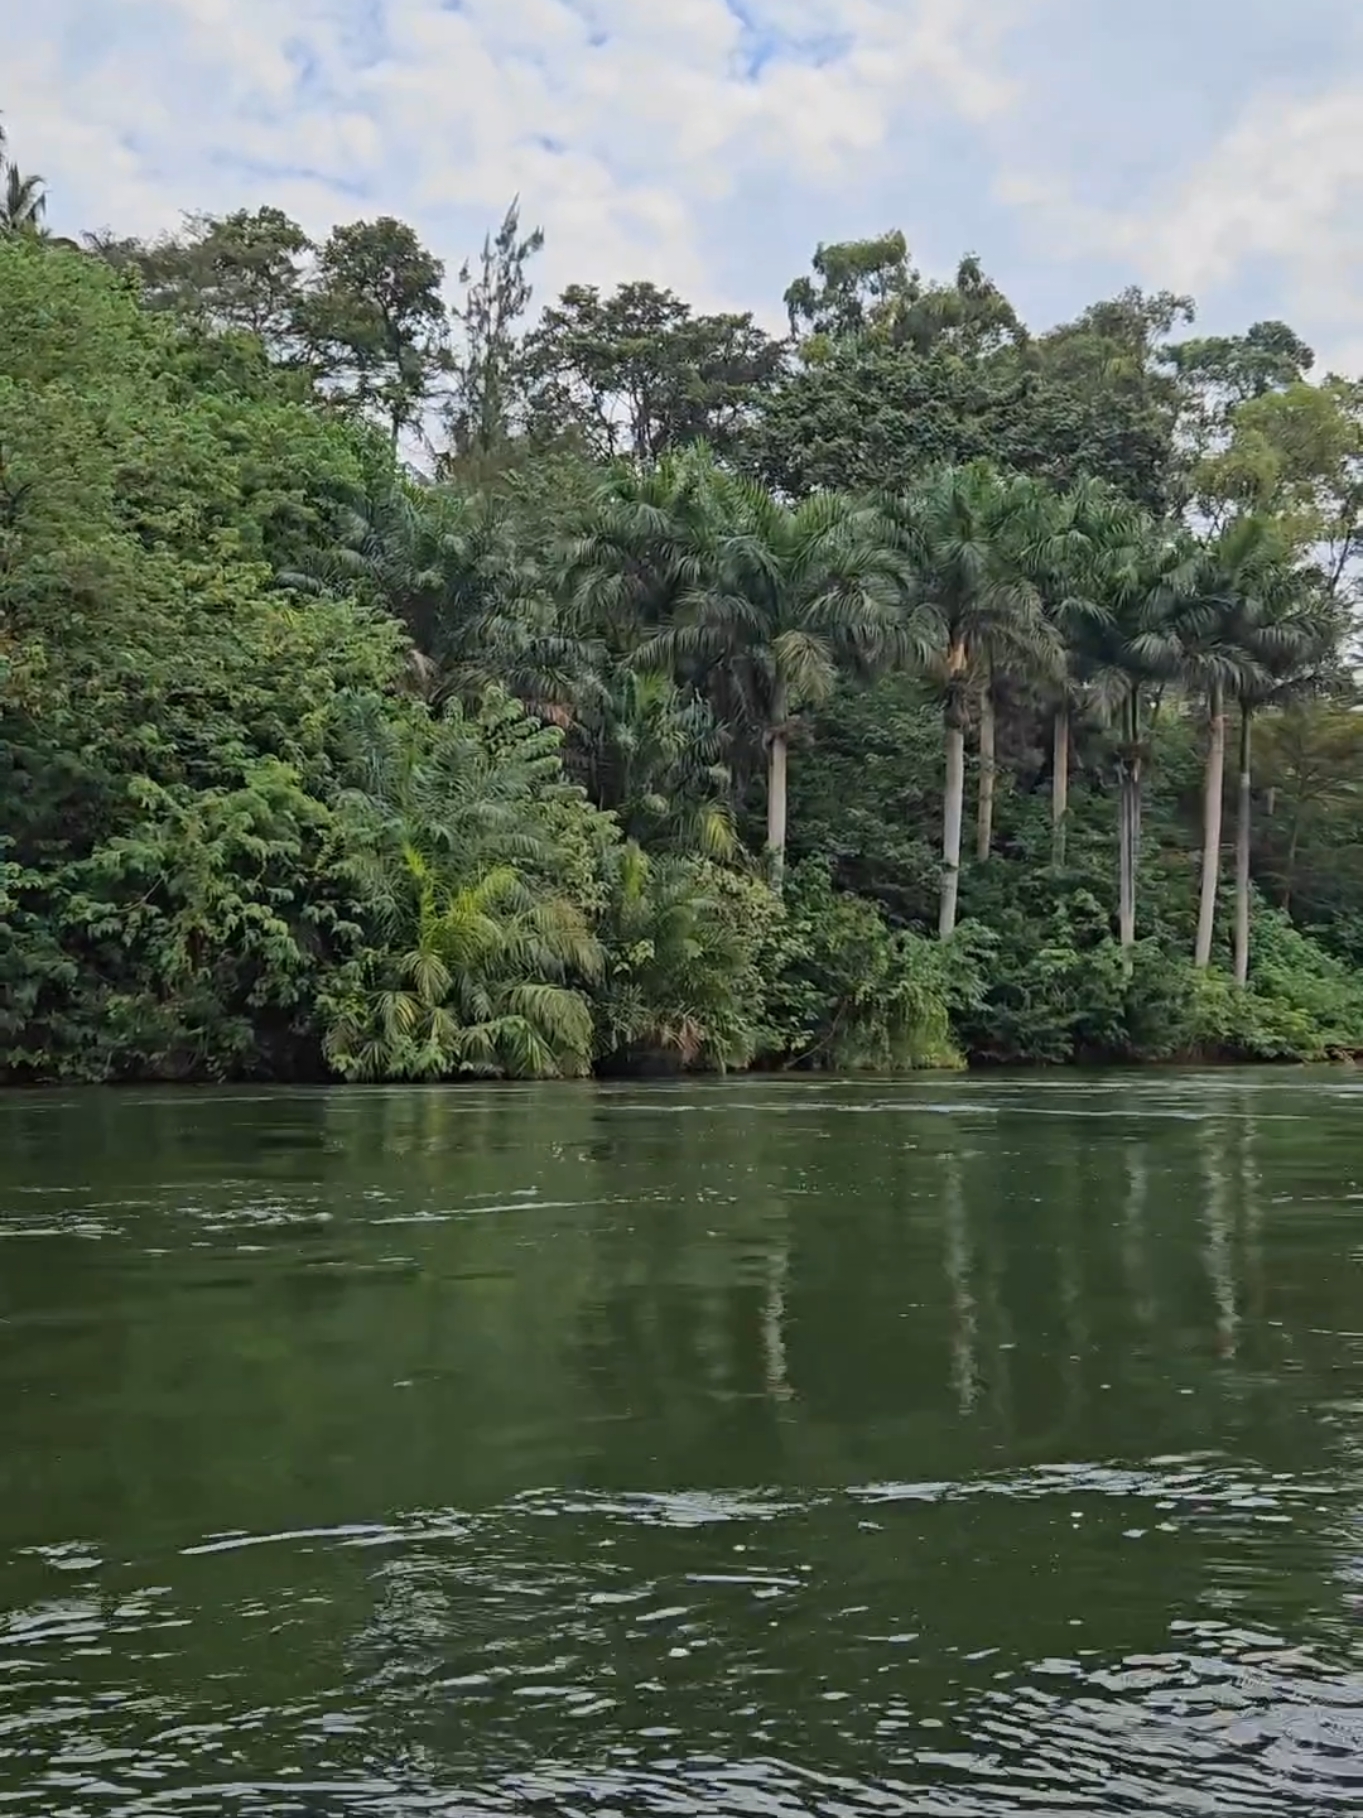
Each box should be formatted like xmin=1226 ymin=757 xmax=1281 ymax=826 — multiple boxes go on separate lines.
xmin=565 ymin=448 xmax=728 ymax=658
xmin=1223 ymin=561 xmax=1326 ymax=986
xmin=86 ymin=208 xmax=314 ymax=357
xmin=749 ymin=280 xmax=1186 ymax=509
xmin=1140 ymin=518 xmax=1295 ymax=969
xmin=1011 ymin=478 xmax=1127 ymax=864
xmin=523 ymin=280 xmax=783 ymax=461
xmin=0 ymin=119 xmax=48 ymax=237
xmin=1194 ymin=377 xmax=1363 ymax=606
xmin=1083 ymin=524 xmax=1198 ymax=958
xmin=784 ymin=230 xmax=919 ymax=345
xmin=443 ymin=199 xmax=544 ymax=467
xmin=603 ymin=454 xmax=902 ymax=885
xmin=1166 ymin=318 xmax=1315 ymax=492
xmin=886 ymin=464 xmax=1052 ymax=937
xmin=300 ymin=218 xmax=448 ymax=446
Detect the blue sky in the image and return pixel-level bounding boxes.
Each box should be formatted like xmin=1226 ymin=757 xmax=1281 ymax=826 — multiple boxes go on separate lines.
xmin=11 ymin=0 xmax=1363 ymax=368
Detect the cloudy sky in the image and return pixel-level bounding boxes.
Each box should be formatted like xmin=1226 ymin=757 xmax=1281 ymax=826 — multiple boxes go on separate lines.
xmin=10 ymin=0 xmax=1363 ymax=367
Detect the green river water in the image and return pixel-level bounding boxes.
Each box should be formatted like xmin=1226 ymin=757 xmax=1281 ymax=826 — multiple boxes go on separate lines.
xmin=2 ymin=1074 xmax=1363 ymax=1814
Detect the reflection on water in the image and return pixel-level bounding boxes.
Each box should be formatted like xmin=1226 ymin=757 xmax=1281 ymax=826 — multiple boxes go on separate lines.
xmin=2 ymin=1073 xmax=1363 ymax=1813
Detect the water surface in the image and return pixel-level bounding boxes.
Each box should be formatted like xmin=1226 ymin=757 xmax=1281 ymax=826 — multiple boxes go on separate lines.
xmin=2 ymin=1074 xmax=1363 ymax=1814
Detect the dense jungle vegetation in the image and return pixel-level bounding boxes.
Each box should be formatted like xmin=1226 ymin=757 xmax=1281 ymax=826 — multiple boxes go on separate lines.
xmin=5 ymin=116 xmax=1363 ymax=1082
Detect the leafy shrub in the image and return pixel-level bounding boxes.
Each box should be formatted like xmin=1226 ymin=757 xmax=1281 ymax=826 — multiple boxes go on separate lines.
xmin=318 ymin=693 xmax=605 ymax=1082
xmin=1183 ymin=911 xmax=1363 ymax=1062
xmin=758 ymin=860 xmax=967 ymax=1070
xmin=592 ymin=848 xmax=775 ymax=1073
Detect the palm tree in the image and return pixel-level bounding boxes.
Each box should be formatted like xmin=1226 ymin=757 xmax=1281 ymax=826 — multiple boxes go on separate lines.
xmin=1 ymin=163 xmax=47 ymax=235
xmin=0 ymin=121 xmax=49 ymax=236
xmin=286 ymin=475 xmax=596 ymax=715
xmin=627 ymin=456 xmax=904 ymax=888
xmin=1083 ymin=518 xmax=1197 ymax=960
xmin=571 ymin=666 xmax=736 ymax=858
xmin=1151 ymin=518 xmax=1291 ymax=969
xmin=320 ymin=693 xmax=601 ymax=1081
xmin=1225 ymin=569 xmax=1328 ymax=986
xmin=970 ymin=474 xmax=1104 ymax=865
xmin=1017 ymin=479 xmax=1128 ymax=865
xmin=593 ymin=844 xmax=762 ymax=1072
xmin=886 ymin=463 xmax=1054 ymax=938
xmin=564 ymin=447 xmax=721 ymax=658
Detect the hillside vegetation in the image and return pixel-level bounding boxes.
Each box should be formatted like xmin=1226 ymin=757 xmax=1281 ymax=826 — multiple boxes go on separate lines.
xmin=5 ymin=130 xmax=1363 ymax=1080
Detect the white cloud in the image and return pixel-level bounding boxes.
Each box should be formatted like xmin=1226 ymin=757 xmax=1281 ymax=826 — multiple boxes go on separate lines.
xmin=4 ymin=0 xmax=1028 ymax=317
xmin=999 ymin=75 xmax=1363 ymax=370
xmin=10 ymin=0 xmax=1363 ymax=372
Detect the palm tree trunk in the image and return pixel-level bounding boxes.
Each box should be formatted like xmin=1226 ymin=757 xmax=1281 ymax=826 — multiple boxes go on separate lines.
xmin=1051 ymin=703 xmax=1070 ymax=866
xmin=1284 ymin=811 xmax=1302 ymax=914
xmin=976 ymin=683 xmax=996 ymax=863
xmin=1234 ymin=705 xmax=1252 ymax=989
xmin=1118 ymin=770 xmax=1136 ymax=958
xmin=940 ymin=706 xmax=967 ymax=940
xmin=1194 ymin=681 xmax=1226 ymax=969
xmin=1118 ymin=697 xmax=1141 ymax=965
xmin=766 ymin=685 xmax=789 ymax=892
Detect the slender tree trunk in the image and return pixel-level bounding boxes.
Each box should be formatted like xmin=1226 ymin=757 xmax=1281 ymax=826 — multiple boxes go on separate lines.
xmin=1118 ymin=697 xmax=1142 ymax=967
xmin=1234 ymin=704 xmax=1252 ymax=990
xmin=1284 ymin=811 xmax=1302 ymax=914
xmin=976 ymin=682 xmax=996 ymax=863
xmin=1051 ymin=703 xmax=1070 ymax=867
xmin=767 ymin=731 xmax=789 ymax=892
xmin=1194 ymin=681 xmax=1226 ymax=969
xmin=1118 ymin=770 xmax=1136 ymax=960
xmin=940 ymin=707 xmax=967 ymax=940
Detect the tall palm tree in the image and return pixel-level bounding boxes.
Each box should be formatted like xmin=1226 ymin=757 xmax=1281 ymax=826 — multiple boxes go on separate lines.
xmin=1017 ymin=479 xmax=1129 ymax=865
xmin=0 ymin=122 xmax=49 ymax=236
xmin=1083 ymin=518 xmax=1197 ymax=960
xmin=1 ymin=163 xmax=47 ymax=235
xmin=628 ymin=457 xmax=904 ymax=888
xmin=1225 ymin=569 xmax=1328 ymax=986
xmin=1151 ymin=518 xmax=1289 ymax=969
xmin=886 ymin=463 xmax=1053 ymax=938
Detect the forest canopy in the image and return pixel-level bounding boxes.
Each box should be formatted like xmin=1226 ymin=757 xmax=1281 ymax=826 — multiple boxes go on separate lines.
xmin=5 ymin=117 xmax=1363 ymax=1083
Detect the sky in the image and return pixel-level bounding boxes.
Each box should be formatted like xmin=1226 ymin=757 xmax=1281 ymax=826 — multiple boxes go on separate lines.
xmin=9 ymin=0 xmax=1363 ymax=370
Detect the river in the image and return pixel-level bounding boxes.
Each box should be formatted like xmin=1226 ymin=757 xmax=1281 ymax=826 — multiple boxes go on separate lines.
xmin=2 ymin=1074 xmax=1362 ymax=1813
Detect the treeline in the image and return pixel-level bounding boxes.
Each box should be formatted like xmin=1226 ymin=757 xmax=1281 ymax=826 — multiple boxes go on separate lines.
xmin=4 ymin=121 xmax=1363 ymax=1083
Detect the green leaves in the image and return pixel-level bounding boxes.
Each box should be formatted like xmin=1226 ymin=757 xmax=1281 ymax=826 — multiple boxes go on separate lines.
xmin=318 ymin=691 xmax=609 ymax=1082
xmin=523 ymin=281 xmax=783 ymax=462
xmin=593 ymin=846 xmax=775 ymax=1073
xmin=758 ymin=860 xmax=966 ymax=1071
xmin=8 ymin=198 xmax=1363 ymax=1088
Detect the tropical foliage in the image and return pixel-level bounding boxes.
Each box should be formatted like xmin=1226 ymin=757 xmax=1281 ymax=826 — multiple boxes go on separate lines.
xmin=5 ymin=114 xmax=1363 ymax=1082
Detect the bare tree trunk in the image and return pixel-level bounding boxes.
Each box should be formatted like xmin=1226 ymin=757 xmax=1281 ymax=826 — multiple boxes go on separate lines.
xmin=976 ymin=682 xmax=996 ymax=863
xmin=766 ymin=728 xmax=788 ymax=893
xmin=1234 ymin=705 xmax=1252 ymax=990
xmin=940 ymin=710 xmax=966 ymax=940
xmin=1194 ymin=681 xmax=1226 ymax=969
xmin=1284 ymin=815 xmax=1301 ymax=914
xmin=1118 ymin=771 xmax=1137 ymax=960
xmin=1051 ymin=703 xmax=1070 ymax=866
xmin=1118 ymin=696 xmax=1142 ymax=967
